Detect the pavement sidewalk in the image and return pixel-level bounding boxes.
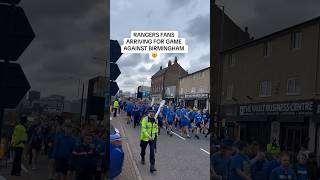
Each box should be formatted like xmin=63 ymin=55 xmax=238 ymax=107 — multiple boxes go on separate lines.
xmin=112 ymin=115 xmax=140 ymax=180
xmin=0 ymin=153 xmax=49 ymax=180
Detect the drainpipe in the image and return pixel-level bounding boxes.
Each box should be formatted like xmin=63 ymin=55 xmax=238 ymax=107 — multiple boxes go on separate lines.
xmin=315 ymin=21 xmax=320 ymax=99
xmin=314 ymin=21 xmax=320 ymax=154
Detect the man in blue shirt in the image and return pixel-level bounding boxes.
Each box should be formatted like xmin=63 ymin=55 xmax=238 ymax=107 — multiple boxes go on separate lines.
xmin=180 ymin=108 xmax=191 ymax=138
xmin=166 ymin=108 xmax=176 ymax=137
xmin=52 ymin=125 xmax=76 ymax=180
xmin=175 ymin=107 xmax=182 ymax=130
xmin=211 ymin=144 xmax=231 ymax=179
xmin=132 ymin=102 xmax=140 ymax=128
xmin=270 ymin=152 xmax=297 ymax=180
xmin=292 ymin=153 xmax=309 ymax=180
xmin=157 ymin=108 xmax=164 ymax=134
xmin=193 ymin=110 xmax=204 ymax=139
xmin=126 ymin=100 xmax=133 ymax=124
xmin=229 ymin=141 xmax=262 ymax=180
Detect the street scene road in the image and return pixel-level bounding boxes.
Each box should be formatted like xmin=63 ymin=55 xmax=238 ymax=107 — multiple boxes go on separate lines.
xmin=111 ymin=113 xmax=210 ymax=180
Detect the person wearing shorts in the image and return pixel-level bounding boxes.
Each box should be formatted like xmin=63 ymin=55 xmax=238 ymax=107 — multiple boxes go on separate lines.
xmin=157 ymin=109 xmax=164 ymax=134
xmin=29 ymin=125 xmax=42 ymax=170
xmin=132 ymin=103 xmax=140 ymax=128
xmin=175 ymin=107 xmax=181 ymax=130
xmin=180 ymin=109 xmax=191 ymax=138
xmin=166 ymin=108 xmax=176 ymax=136
xmin=194 ymin=110 xmax=204 ymax=139
xmin=126 ymin=100 xmax=133 ymax=124
xmin=52 ymin=126 xmax=75 ymax=180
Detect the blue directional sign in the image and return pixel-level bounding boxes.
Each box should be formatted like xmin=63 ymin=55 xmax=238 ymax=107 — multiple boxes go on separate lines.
xmin=110 ymin=81 xmax=119 ymax=96
xmin=110 ymin=63 xmax=121 ymax=81
xmin=0 ymin=5 xmax=35 ymax=61
xmin=110 ymin=40 xmax=122 ymax=63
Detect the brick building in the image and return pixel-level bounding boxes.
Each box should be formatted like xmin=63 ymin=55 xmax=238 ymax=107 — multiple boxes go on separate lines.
xmin=151 ymin=57 xmax=188 ymax=104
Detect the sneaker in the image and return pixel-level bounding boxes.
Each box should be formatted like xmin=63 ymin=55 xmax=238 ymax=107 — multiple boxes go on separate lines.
xmin=195 ymin=135 xmax=199 ymax=139
xmin=187 ymin=135 xmax=191 ymax=138
xmin=170 ymin=133 xmax=173 ymax=137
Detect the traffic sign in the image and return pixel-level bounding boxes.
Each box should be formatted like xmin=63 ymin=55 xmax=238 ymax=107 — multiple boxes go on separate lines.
xmin=110 ymin=63 xmax=121 ymax=81
xmin=110 ymin=40 xmax=122 ymax=63
xmin=110 ymin=81 xmax=119 ymax=96
xmin=0 ymin=62 xmax=30 ymax=108
xmin=0 ymin=5 xmax=35 ymax=61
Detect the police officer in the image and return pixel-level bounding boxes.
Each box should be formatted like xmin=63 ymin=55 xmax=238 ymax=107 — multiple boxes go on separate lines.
xmin=113 ymin=99 xmax=119 ymax=117
xmin=11 ymin=116 xmax=28 ymax=176
xmin=140 ymin=107 xmax=158 ymax=173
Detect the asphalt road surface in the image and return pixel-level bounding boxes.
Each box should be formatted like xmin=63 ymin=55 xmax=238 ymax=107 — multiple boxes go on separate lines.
xmin=111 ymin=112 xmax=210 ymax=180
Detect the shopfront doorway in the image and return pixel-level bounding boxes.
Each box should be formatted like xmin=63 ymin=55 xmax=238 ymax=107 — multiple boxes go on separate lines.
xmin=185 ymin=100 xmax=194 ymax=108
xmin=239 ymin=122 xmax=271 ymax=149
xmin=280 ymin=125 xmax=308 ymax=156
xmin=198 ymin=99 xmax=207 ymax=110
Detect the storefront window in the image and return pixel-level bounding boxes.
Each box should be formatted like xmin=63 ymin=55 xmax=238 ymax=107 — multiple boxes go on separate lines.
xmin=185 ymin=100 xmax=194 ymax=108
xmin=198 ymin=100 xmax=206 ymax=110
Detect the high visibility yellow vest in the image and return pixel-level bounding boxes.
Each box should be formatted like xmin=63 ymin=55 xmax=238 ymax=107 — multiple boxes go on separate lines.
xmin=267 ymin=143 xmax=280 ymax=156
xmin=11 ymin=124 xmax=28 ymax=148
xmin=113 ymin=100 xmax=119 ymax=108
xmin=140 ymin=117 xmax=158 ymax=142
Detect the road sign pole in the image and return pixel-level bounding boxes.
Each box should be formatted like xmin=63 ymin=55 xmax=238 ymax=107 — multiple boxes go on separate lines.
xmin=0 ymin=60 xmax=9 ymax=139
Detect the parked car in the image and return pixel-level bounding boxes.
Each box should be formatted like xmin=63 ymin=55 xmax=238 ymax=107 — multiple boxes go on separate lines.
xmin=109 ymin=124 xmax=124 ymax=179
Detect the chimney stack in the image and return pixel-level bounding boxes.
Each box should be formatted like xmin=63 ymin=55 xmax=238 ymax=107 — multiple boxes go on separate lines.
xmin=245 ymin=26 xmax=248 ymax=33
xmin=174 ymin=56 xmax=178 ymax=64
xmin=160 ymin=66 xmax=162 ymax=70
xmin=168 ymin=60 xmax=172 ymax=66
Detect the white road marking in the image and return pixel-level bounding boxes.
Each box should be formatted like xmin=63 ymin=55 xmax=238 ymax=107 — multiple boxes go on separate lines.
xmin=171 ymin=131 xmax=186 ymax=141
xmin=200 ymin=148 xmax=210 ymax=155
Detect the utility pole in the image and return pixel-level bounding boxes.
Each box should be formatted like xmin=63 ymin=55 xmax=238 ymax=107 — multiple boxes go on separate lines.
xmin=80 ymin=83 xmax=85 ymax=126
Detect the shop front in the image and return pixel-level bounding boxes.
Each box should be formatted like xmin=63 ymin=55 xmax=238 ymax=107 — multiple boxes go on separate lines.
xmin=221 ymin=100 xmax=319 ymax=153
xmin=184 ymin=93 xmax=209 ymax=110
xmin=151 ymin=94 xmax=162 ymax=103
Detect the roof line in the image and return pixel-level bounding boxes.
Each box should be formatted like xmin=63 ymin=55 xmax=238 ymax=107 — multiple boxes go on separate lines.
xmin=221 ymin=16 xmax=320 ymax=54
xmin=179 ymin=67 xmax=210 ymax=79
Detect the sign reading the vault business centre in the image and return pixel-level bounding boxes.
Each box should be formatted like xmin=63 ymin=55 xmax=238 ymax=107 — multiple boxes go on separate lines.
xmin=239 ymin=101 xmax=314 ymax=116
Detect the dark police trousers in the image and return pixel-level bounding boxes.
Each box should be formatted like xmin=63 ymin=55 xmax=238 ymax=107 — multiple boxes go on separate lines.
xmin=113 ymin=108 xmax=117 ymax=117
xmin=140 ymin=140 xmax=155 ymax=165
xmin=11 ymin=147 xmax=23 ymax=175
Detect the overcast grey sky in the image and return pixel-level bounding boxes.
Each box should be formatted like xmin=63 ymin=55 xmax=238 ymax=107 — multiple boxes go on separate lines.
xmin=111 ymin=0 xmax=210 ymax=93
xmin=216 ymin=0 xmax=320 ymax=39
xmin=19 ymin=0 xmax=107 ymax=100
xmin=17 ymin=0 xmax=320 ymax=100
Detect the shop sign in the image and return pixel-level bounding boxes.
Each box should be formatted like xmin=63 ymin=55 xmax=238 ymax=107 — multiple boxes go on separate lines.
xmin=239 ymin=101 xmax=314 ymax=116
xmin=185 ymin=93 xmax=208 ymax=99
